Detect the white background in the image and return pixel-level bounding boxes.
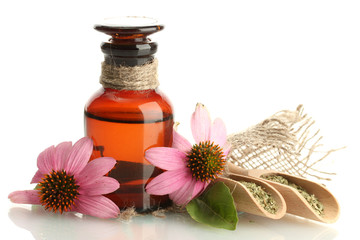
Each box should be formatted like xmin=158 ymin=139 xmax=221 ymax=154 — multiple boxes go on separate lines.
xmin=0 ymin=0 xmax=359 ymax=239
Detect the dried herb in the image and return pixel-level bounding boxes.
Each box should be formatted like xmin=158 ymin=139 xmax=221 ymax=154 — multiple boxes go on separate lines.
xmin=239 ymin=181 xmax=278 ymax=214
xmin=262 ymin=175 xmax=324 ymax=216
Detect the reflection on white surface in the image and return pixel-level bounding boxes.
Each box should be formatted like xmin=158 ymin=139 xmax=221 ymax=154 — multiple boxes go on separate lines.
xmin=8 ymin=205 xmax=338 ymax=240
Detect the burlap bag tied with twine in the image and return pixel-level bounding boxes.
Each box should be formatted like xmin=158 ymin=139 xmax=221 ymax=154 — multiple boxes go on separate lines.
xmin=227 ymin=105 xmax=341 ymax=181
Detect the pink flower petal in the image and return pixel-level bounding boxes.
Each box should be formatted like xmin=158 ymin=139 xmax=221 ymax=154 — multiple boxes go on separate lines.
xmin=76 ymin=157 xmax=117 ymax=185
xmin=172 ymin=129 xmax=192 ymax=153
xmin=8 ymin=190 xmax=41 ymax=205
xmin=192 ymin=180 xmax=209 ymax=199
xmin=223 ymin=142 xmax=231 ymax=156
xmin=145 ymin=147 xmax=187 ymax=170
xmin=37 ymin=145 xmax=56 ymax=174
xmin=30 ymin=170 xmax=43 ymax=184
xmin=146 ymin=169 xmax=191 ymax=195
xmin=65 ymin=137 xmax=93 ymax=176
xmin=169 ymin=177 xmax=195 ymax=205
xmin=78 ymin=177 xmax=120 ymax=196
xmin=191 ymin=103 xmax=211 ymax=143
xmin=53 ymin=141 xmax=72 ymax=171
xmin=72 ymin=195 xmax=120 ymax=219
xmin=210 ymin=118 xmax=227 ymax=147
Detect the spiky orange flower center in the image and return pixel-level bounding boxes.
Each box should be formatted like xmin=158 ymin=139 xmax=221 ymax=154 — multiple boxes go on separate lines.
xmin=187 ymin=141 xmax=226 ymax=182
xmin=38 ymin=170 xmax=79 ymax=214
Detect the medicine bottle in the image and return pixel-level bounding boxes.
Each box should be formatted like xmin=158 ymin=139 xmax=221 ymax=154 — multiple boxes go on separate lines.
xmin=84 ymin=17 xmax=173 ymax=212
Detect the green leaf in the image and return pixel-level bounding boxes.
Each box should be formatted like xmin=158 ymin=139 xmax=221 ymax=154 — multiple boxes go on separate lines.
xmin=186 ymin=182 xmax=238 ymax=230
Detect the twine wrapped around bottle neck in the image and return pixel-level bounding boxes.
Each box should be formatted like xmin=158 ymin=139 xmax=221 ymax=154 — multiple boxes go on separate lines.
xmin=100 ymin=59 xmax=159 ymax=90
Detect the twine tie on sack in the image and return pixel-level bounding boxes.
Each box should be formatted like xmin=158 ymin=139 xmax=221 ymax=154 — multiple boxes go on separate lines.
xmin=100 ymin=59 xmax=159 ymax=90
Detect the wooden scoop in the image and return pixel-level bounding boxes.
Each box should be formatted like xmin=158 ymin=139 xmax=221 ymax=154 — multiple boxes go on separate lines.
xmin=217 ymin=174 xmax=286 ymax=219
xmin=228 ymin=162 xmax=340 ymax=223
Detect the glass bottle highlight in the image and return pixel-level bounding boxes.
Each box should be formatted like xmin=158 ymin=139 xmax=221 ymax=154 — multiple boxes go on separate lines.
xmin=84 ymin=17 xmax=173 ymax=212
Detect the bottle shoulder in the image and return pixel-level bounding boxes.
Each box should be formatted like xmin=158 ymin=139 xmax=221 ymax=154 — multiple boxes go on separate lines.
xmin=85 ymin=88 xmax=173 ymax=122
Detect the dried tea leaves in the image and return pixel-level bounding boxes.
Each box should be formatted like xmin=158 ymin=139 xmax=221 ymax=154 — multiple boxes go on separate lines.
xmin=262 ymin=175 xmax=324 ymax=216
xmin=239 ymin=181 xmax=278 ymax=214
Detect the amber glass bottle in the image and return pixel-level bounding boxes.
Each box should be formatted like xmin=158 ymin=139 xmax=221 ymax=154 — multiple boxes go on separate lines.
xmin=84 ymin=17 xmax=173 ymax=212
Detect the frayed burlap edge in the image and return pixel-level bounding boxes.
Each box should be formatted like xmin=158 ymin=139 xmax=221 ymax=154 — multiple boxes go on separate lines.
xmin=227 ymin=105 xmax=343 ymax=181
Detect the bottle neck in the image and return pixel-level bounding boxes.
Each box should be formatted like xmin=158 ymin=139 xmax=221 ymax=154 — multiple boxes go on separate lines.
xmin=101 ymin=41 xmax=158 ymax=67
xmin=99 ymin=35 xmax=160 ymax=90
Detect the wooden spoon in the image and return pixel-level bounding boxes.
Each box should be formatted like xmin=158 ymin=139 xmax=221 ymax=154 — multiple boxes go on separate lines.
xmin=227 ymin=162 xmax=340 ymax=223
xmin=217 ymin=174 xmax=286 ymax=219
